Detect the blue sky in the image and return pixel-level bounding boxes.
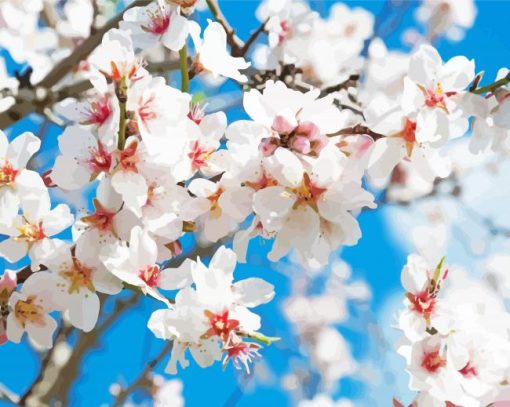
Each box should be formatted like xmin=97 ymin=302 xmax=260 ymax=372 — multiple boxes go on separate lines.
xmin=2 ymin=1 xmax=510 ymax=406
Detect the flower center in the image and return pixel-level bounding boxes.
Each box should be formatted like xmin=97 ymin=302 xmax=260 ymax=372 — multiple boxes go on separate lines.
xmin=16 ymin=221 xmax=46 ymax=243
xmin=86 ymin=142 xmax=112 ymax=174
xmin=81 ymin=198 xmax=116 ymax=232
xmin=407 ymin=291 xmax=436 ymax=315
xmin=119 ymin=141 xmax=140 ymax=172
xmin=14 ymin=296 xmax=45 ymax=327
xmin=188 ymin=141 xmax=214 ymax=170
xmin=83 ymin=96 xmax=112 ymax=126
xmin=421 ymin=350 xmax=446 ymax=373
xmin=459 ymin=361 xmax=478 ymax=378
xmin=138 ymin=264 xmax=160 ymax=288
xmin=61 ymin=257 xmax=96 ymax=294
xmin=0 ymin=161 xmax=18 ymax=186
xmin=142 ymin=9 xmax=171 ymax=36
xmin=293 ymin=173 xmax=327 ymax=210
xmin=244 ymin=172 xmax=278 ymax=191
xmin=204 ymin=310 xmax=240 ymax=340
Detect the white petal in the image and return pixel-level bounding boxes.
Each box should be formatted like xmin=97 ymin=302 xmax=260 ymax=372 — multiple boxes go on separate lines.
xmin=233 ymin=278 xmax=275 ymax=307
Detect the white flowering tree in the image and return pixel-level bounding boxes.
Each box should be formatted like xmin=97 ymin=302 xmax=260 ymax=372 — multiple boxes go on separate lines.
xmin=1 ymin=0 xmax=510 ymax=406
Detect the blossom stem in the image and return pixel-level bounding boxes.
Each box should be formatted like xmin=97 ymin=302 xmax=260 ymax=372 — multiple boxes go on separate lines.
xmin=179 ymin=46 xmax=190 ymax=93
xmin=116 ymin=76 xmax=128 ymax=150
xmin=472 ymin=73 xmax=510 ymax=95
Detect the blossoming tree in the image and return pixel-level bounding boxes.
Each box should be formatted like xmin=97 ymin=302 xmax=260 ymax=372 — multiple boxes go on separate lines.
xmin=1 ymin=0 xmax=510 ymax=406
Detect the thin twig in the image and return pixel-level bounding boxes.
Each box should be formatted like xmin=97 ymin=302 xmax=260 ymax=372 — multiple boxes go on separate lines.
xmin=239 ymin=18 xmax=269 ymax=57
xmin=328 ymin=124 xmax=384 ymax=140
xmin=320 ymin=74 xmax=360 ymax=96
xmin=472 ymin=72 xmax=510 ymax=95
xmin=112 ymin=341 xmax=173 ymax=407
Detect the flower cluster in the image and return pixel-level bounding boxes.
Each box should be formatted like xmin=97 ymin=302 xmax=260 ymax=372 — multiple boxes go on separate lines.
xmin=397 ymin=255 xmax=510 ymax=406
xmin=1 ymin=1 xmax=510 ymax=404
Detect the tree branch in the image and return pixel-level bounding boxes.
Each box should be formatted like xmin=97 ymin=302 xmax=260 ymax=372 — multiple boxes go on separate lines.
xmin=328 ymin=123 xmax=384 ymax=140
xmin=112 ymin=341 xmax=173 ymax=407
xmin=21 ymin=293 xmax=142 ymax=406
xmin=472 ymin=72 xmax=510 ymax=95
xmin=239 ymin=18 xmax=269 ymax=57
xmin=0 ymin=0 xmax=153 ymax=129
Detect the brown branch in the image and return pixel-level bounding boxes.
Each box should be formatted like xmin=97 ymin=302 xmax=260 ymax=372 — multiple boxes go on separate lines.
xmin=18 ymin=323 xmax=75 ymax=406
xmin=112 ymin=341 xmax=173 ymax=407
xmin=329 ymin=123 xmax=384 ymax=141
xmin=239 ymin=18 xmax=269 ymax=57
xmin=21 ymin=293 xmax=142 ymax=406
xmin=38 ymin=0 xmax=152 ymax=89
xmin=320 ymin=74 xmax=360 ymax=96
xmin=0 ymin=0 xmax=152 ymax=128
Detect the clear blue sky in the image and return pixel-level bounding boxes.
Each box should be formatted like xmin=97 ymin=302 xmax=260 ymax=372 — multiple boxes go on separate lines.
xmin=1 ymin=1 xmax=510 ymax=406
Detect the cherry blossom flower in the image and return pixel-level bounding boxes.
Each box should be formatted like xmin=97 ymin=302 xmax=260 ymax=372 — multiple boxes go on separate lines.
xmin=51 ymin=125 xmax=116 ymax=190
xmin=188 ymin=177 xmax=253 ymax=243
xmin=0 ymin=186 xmax=73 ymax=269
xmin=252 ymin=146 xmax=375 ymax=265
xmin=121 ymin=0 xmax=189 ymax=52
xmin=402 ymin=44 xmax=474 ymax=144
xmin=56 ymin=92 xmax=120 ymax=149
xmin=44 ymin=235 xmax=123 ymax=332
xmin=6 ymin=272 xmax=64 ymax=348
xmin=88 ymin=28 xmax=146 ymax=93
xmin=188 ymin=20 xmax=251 ymax=83
xmin=0 ymin=130 xmax=45 ymax=226
xmin=101 ymin=226 xmax=193 ymax=303
xmin=148 ymin=246 xmax=274 ymax=374
xmin=171 ymin=111 xmax=228 ymax=180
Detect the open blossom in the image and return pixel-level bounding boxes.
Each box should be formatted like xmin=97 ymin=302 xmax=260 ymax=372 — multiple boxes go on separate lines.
xmin=0 ymin=130 xmax=45 ymax=226
xmin=126 ymin=75 xmax=190 ymax=154
xmin=188 ymin=177 xmax=253 ymax=243
xmin=6 ymin=272 xmax=64 ymax=349
xmin=365 ymin=97 xmax=452 ymax=182
xmin=252 ymin=146 xmax=375 ymax=266
xmin=402 ymin=44 xmax=474 ymax=144
xmin=56 ymin=92 xmax=120 ymax=148
xmin=75 ymin=176 xmax=138 ymax=250
xmin=121 ymin=0 xmax=189 ymax=52
xmin=188 ymin=20 xmax=250 ymax=83
xmin=398 ymin=254 xmax=451 ymax=341
xmin=148 ymin=246 xmax=274 ymax=374
xmin=44 ymin=235 xmax=123 ymax=332
xmin=88 ymin=28 xmax=146 ymax=93
xmin=51 ymin=125 xmax=116 ymax=190
xmin=171 ymin=110 xmax=228 ymax=180
xmin=101 ymin=226 xmax=191 ymax=303
xmin=0 ymin=186 xmax=73 ymax=269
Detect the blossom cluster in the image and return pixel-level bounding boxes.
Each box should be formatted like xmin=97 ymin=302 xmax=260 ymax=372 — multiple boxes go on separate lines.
xmin=397 ymin=255 xmax=510 ymax=406
xmin=1 ymin=0 xmax=510 ymax=404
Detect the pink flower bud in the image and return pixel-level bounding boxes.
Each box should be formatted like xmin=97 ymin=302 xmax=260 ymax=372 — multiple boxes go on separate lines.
xmin=310 ymin=134 xmax=329 ymax=155
xmin=295 ymin=121 xmax=320 ymax=140
xmin=0 ymin=270 xmax=17 ymax=298
xmin=259 ymin=137 xmax=280 ymax=157
xmin=272 ymin=112 xmax=297 ymax=135
xmin=290 ymin=135 xmax=311 ymax=155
